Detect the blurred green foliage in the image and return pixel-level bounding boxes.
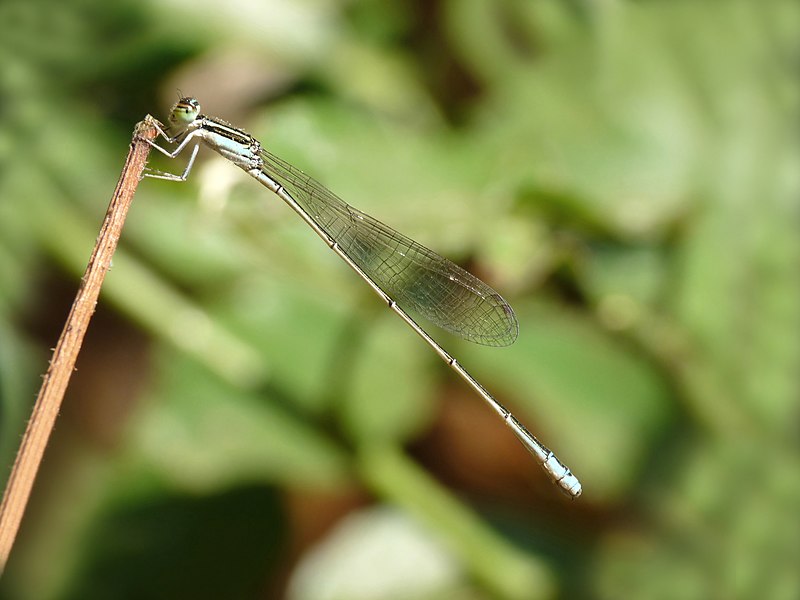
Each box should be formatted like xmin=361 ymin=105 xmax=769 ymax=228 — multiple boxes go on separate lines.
xmin=0 ymin=0 xmax=798 ymax=598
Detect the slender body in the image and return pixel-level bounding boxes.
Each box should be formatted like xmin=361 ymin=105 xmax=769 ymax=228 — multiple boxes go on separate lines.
xmin=145 ymin=97 xmax=581 ymax=498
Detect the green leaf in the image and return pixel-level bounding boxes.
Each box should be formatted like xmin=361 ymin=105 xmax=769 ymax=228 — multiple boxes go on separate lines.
xmin=61 ymin=484 xmax=286 ymax=600
xmin=131 ymin=350 xmax=351 ymax=490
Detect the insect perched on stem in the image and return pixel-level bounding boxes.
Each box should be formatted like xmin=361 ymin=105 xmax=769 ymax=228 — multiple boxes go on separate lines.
xmin=145 ymin=97 xmax=581 ymax=498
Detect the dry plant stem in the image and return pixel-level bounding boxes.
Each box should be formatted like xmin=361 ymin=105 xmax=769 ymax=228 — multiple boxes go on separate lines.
xmin=0 ymin=116 xmax=160 ymax=574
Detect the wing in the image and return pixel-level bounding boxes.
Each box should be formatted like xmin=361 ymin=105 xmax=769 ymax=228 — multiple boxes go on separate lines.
xmin=259 ymin=149 xmax=519 ymax=346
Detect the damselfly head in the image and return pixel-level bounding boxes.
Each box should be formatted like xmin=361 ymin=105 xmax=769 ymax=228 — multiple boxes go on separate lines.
xmin=168 ymin=97 xmax=201 ymax=130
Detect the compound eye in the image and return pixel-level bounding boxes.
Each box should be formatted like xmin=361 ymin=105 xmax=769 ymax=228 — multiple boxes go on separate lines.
xmin=169 ymin=97 xmax=201 ymax=126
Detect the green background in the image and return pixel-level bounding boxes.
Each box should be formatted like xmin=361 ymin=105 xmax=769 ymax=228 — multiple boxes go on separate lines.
xmin=0 ymin=0 xmax=797 ymax=598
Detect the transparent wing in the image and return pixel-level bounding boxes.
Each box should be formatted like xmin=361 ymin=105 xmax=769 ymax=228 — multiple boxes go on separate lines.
xmin=260 ymin=149 xmax=519 ymax=346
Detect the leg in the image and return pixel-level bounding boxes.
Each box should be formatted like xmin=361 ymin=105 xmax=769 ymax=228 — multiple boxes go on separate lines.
xmin=143 ymin=142 xmax=200 ymax=182
xmin=143 ymin=128 xmax=202 ymax=182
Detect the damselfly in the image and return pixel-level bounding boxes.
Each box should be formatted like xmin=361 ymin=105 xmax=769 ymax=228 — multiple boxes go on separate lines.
xmin=145 ymin=97 xmax=581 ymax=498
